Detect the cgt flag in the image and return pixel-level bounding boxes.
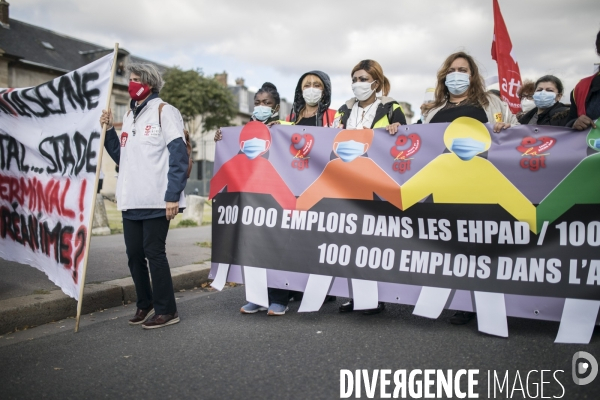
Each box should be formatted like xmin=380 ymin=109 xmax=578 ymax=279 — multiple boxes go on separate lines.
xmin=0 ymin=53 xmax=114 ymax=300
xmin=491 ymin=0 xmax=523 ymax=114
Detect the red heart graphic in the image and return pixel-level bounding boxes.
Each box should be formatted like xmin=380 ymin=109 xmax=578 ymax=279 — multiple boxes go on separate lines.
xmin=290 ymin=133 xmax=315 ymax=158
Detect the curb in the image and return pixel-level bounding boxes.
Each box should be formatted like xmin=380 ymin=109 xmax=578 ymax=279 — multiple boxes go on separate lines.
xmin=0 ymin=262 xmax=212 ymax=335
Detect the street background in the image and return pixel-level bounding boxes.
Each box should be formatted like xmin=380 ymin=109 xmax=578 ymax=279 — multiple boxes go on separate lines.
xmin=0 ymin=284 xmax=598 ymax=399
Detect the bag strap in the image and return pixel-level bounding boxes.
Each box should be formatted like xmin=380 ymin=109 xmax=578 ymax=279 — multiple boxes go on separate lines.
xmin=388 ymin=103 xmax=395 ymax=123
xmin=158 ymin=102 xmax=167 ymax=126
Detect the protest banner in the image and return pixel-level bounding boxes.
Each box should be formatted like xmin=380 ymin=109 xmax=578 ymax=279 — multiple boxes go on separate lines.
xmin=0 ymin=49 xmax=116 ymax=313
xmin=210 ymin=118 xmax=600 ymax=343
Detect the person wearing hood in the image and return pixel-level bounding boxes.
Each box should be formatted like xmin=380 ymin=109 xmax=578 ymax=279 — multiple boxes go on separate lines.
xmin=286 ymin=70 xmax=337 ymax=127
xmin=281 ymin=71 xmax=337 ymax=305
xmin=334 ymin=60 xmax=407 ymax=135
xmin=518 ymin=75 xmax=569 ymax=126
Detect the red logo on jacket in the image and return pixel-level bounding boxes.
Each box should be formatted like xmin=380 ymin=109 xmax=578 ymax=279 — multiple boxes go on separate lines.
xmin=390 ymin=133 xmax=421 ymax=173
xmin=290 ymin=133 xmax=314 ymax=170
xmin=516 ymin=136 xmax=556 ymax=171
xmin=120 ymin=132 xmax=129 ymax=147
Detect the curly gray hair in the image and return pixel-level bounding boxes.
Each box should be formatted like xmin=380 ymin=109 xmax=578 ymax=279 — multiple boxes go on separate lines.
xmin=126 ymin=63 xmax=164 ymax=92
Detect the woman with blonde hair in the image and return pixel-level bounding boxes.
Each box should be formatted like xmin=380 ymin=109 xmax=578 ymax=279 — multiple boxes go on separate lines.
xmin=287 ymin=70 xmax=337 ymax=127
xmin=422 ymin=51 xmax=518 ymax=131
xmin=334 ymin=59 xmax=406 ymax=135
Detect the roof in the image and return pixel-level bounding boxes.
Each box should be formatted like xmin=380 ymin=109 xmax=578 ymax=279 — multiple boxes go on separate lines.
xmin=0 ymin=18 xmax=166 ymax=72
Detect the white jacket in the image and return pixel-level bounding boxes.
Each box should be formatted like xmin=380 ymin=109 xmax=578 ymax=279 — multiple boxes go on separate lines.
xmin=116 ymin=98 xmax=186 ymax=210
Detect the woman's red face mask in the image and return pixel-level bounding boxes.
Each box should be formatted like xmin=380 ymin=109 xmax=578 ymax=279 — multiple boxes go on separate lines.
xmin=128 ymin=81 xmax=151 ymax=101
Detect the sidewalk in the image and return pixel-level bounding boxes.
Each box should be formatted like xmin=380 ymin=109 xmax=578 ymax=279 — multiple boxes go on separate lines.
xmin=0 ymin=225 xmax=213 ymax=334
xmin=0 ymin=262 xmax=213 ymax=334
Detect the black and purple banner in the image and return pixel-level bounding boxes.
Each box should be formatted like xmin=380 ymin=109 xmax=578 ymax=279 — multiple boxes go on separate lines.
xmin=211 ymin=118 xmax=600 ymax=301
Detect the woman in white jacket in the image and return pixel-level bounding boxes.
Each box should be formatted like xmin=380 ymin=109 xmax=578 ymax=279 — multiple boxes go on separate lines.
xmin=422 ymin=51 xmax=518 ymax=131
xmin=422 ymin=52 xmax=517 ymax=326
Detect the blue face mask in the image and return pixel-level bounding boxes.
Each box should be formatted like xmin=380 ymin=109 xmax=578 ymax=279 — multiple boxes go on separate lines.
xmin=450 ymin=137 xmax=486 ymax=161
xmin=252 ymin=105 xmax=273 ymax=122
xmin=445 ymin=72 xmax=470 ymax=96
xmin=242 ymin=137 xmax=268 ymax=159
xmin=533 ymin=90 xmax=557 ymax=109
xmin=335 ymin=140 xmax=367 ymax=162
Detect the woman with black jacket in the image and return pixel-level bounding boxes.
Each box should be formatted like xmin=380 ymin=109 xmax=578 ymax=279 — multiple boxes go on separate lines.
xmin=518 ymin=75 xmax=569 ymax=126
xmin=287 ymin=70 xmax=337 ymax=127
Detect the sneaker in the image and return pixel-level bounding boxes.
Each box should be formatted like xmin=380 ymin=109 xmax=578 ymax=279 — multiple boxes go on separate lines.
xmin=450 ymin=311 xmax=476 ymax=325
xmin=142 ymin=312 xmax=180 ymax=329
xmin=240 ymin=302 xmax=267 ymax=314
xmin=128 ymin=307 xmax=155 ymax=325
xmin=267 ymin=303 xmax=289 ymax=316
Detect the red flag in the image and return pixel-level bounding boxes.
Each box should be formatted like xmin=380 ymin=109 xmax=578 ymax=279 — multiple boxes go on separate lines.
xmin=491 ymin=0 xmax=522 ymax=114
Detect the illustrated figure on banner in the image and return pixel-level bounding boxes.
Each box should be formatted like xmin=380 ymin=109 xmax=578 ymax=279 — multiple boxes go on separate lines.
xmin=401 ymin=117 xmax=537 ymax=233
xmin=296 ymin=129 xmax=402 ymax=211
xmin=209 ymin=121 xmax=296 ymax=210
xmin=536 ymin=121 xmax=600 ymax=230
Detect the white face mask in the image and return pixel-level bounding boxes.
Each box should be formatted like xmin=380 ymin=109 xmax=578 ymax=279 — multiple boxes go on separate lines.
xmin=303 ymin=88 xmax=322 ymax=106
xmin=352 ymin=81 xmax=377 ymax=101
xmin=520 ymin=98 xmax=535 ymax=113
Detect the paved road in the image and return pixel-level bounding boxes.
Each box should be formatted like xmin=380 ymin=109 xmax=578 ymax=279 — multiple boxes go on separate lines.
xmin=0 ymin=226 xmax=211 ymax=300
xmin=0 ymin=285 xmax=598 ymax=399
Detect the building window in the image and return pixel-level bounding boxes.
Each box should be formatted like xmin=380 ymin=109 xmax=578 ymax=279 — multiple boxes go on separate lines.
xmin=114 ymin=103 xmax=127 ymax=123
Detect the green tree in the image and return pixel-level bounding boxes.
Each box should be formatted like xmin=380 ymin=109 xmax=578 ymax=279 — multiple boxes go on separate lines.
xmin=160 ymin=67 xmax=237 ymax=135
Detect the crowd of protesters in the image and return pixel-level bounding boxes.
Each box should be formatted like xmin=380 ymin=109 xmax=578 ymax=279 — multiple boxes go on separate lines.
xmin=100 ymin=29 xmax=600 ymax=329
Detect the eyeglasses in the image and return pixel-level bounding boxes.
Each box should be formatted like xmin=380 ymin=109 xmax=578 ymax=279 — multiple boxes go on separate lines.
xmin=520 ymin=95 xmax=534 ymax=101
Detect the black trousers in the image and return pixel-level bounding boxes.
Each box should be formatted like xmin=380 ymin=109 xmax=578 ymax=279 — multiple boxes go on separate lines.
xmin=268 ymin=288 xmax=289 ymax=306
xmin=123 ymin=217 xmax=176 ymax=315
xmin=267 ymin=289 xmax=303 ymax=306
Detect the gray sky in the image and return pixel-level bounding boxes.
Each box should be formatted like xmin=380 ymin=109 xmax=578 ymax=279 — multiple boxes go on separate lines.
xmin=12 ymin=0 xmax=600 ymax=118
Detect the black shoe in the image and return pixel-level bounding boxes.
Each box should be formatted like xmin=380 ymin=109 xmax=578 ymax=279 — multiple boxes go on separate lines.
xmin=339 ymin=300 xmax=385 ymax=315
xmin=363 ymin=302 xmax=385 ymax=315
xmin=324 ymin=295 xmax=337 ymax=302
xmin=450 ymin=311 xmax=476 ymax=325
xmin=339 ymin=300 xmax=354 ymax=313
